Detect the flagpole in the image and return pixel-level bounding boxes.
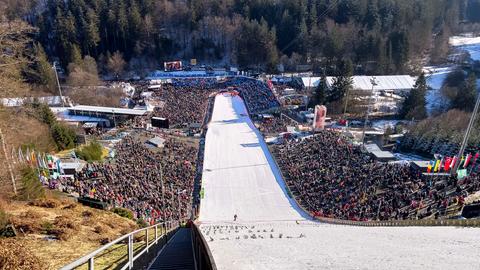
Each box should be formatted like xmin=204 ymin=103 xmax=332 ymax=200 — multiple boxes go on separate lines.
xmin=0 ymin=129 xmax=17 ymax=194
xmin=451 ymin=92 xmax=480 ymax=175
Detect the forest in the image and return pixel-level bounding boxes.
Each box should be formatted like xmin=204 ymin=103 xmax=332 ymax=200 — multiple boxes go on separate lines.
xmin=2 ymin=0 xmax=480 ymax=74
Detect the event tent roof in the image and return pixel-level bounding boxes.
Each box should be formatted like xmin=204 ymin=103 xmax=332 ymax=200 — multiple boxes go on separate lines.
xmin=302 ymin=75 xmax=417 ymax=90
xmin=69 ymin=105 xmax=147 ymax=116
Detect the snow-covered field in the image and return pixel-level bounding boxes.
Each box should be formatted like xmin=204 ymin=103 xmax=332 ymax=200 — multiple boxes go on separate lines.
xmin=198 ymin=94 xmax=480 ymax=270
xmin=450 ymin=35 xmax=480 ymax=61
xmin=423 ymin=35 xmax=480 ymax=114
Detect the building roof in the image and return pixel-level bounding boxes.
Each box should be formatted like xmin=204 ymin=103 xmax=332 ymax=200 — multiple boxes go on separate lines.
xmin=411 ymin=160 xmax=431 ymax=168
xmin=147 ymin=136 xmax=166 ymax=147
xmin=60 ymin=162 xmax=85 ymax=172
xmin=302 ymin=76 xmax=417 ymax=90
xmin=1 ymin=96 xmax=67 ymax=107
xmin=301 ymin=77 xmax=321 ymax=88
xmin=69 ymin=105 xmax=147 ymax=116
xmin=339 ymin=76 xmax=416 ymax=91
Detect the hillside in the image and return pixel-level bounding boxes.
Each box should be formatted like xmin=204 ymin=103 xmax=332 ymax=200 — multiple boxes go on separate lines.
xmin=0 ymin=195 xmax=137 ymax=270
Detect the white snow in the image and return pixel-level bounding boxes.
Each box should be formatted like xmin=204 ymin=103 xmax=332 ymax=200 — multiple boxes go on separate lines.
xmin=199 ymin=94 xmax=480 ymax=270
xmin=450 ymin=35 xmax=480 ymax=61
xmin=199 ymin=93 xmax=306 ymax=222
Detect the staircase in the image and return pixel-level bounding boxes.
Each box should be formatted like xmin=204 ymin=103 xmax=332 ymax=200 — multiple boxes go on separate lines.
xmin=149 ymin=228 xmax=196 ymax=270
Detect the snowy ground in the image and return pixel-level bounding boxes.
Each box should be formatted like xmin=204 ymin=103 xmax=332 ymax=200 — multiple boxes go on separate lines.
xmin=450 ymin=35 xmax=480 ymax=61
xmin=198 ymin=94 xmax=480 ymax=270
xmin=424 ymin=35 xmax=480 ymax=114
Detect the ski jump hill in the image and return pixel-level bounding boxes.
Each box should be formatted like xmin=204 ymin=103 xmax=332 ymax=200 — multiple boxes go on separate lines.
xmin=198 ymin=93 xmax=480 ymax=270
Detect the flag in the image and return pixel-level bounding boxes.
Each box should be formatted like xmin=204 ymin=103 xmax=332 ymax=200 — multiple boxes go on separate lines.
xmin=444 ymin=157 xmax=452 ymax=172
xmin=434 ymin=159 xmax=441 ymax=172
xmin=450 ymin=156 xmax=458 ymax=171
xmin=47 ymin=155 xmax=54 ymax=169
xmin=42 ymin=153 xmax=48 ymax=169
xmin=473 ymin=152 xmax=480 ymax=165
xmin=36 ymin=152 xmax=42 ymax=168
xmin=427 ymin=161 xmax=433 ymax=173
xmin=18 ymin=148 xmax=24 ymax=163
xmin=25 ymin=148 xmax=31 ymax=163
xmin=31 ymin=150 xmax=36 ymax=164
xmin=56 ymin=159 xmax=62 ymax=174
xmin=457 ymin=169 xmax=468 ymax=180
xmin=11 ymin=147 xmax=16 ymax=164
xmin=458 ymin=155 xmax=465 ymax=168
xmin=464 ymin=153 xmax=473 ymax=168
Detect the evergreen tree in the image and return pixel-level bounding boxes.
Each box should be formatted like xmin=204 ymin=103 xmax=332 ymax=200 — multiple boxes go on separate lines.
xmin=328 ymin=59 xmax=353 ymax=103
xmin=311 ymin=73 xmax=327 ymax=107
xmin=19 ymin=166 xmax=45 ymax=201
xmin=69 ymin=44 xmax=83 ymax=69
xmin=364 ymin=0 xmax=379 ymax=30
xmin=84 ymin=8 xmax=100 ymax=55
xmin=32 ymin=43 xmax=56 ymax=93
xmin=51 ymin=123 xmax=76 ymax=150
xmin=467 ymin=0 xmax=480 ymax=22
xmin=452 ymin=73 xmax=478 ymax=111
xmin=401 ymin=72 xmax=428 ymax=120
xmin=36 ymin=103 xmax=57 ymax=127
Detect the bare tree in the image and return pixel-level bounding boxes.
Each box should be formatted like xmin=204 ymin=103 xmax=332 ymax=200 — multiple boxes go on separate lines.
xmin=107 ymin=51 xmax=126 ymax=79
xmin=0 ymin=20 xmax=35 ymax=98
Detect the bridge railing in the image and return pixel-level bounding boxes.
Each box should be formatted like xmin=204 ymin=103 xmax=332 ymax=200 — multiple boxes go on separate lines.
xmin=60 ymin=221 xmax=180 ymax=270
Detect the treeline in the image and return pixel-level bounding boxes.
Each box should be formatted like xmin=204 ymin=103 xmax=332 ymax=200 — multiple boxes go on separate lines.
xmin=2 ymin=0 xmax=477 ymax=74
xmin=400 ymin=110 xmax=480 ymax=157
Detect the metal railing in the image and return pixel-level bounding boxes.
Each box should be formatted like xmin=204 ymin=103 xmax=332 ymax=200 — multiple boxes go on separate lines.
xmin=61 ymin=221 xmax=180 ymax=270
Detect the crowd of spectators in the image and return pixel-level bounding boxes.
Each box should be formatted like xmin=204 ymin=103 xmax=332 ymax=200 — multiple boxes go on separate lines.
xmin=224 ymin=77 xmax=280 ymax=114
xmin=56 ymin=135 xmax=198 ymax=224
xmin=273 ymin=131 xmax=480 ymax=221
xmin=147 ymin=77 xmax=280 ymax=128
xmin=257 ymin=114 xmax=298 ymax=134
xmin=152 ymin=84 xmax=211 ymax=127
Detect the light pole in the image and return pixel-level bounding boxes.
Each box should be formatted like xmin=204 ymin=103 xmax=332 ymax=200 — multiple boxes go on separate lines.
xmin=112 ymin=109 xmax=116 ymax=127
xmin=451 ymin=91 xmax=480 ymax=175
xmin=176 ymin=189 xmax=187 ymax=222
xmin=52 ymin=62 xmax=65 ymax=107
xmin=362 ymin=77 xmax=378 ymax=145
xmin=159 ymin=164 xmax=166 ymax=224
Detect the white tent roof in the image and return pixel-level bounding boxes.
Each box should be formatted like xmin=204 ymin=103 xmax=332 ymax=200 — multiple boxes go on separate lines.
xmin=302 ymin=75 xmax=417 ymax=90
xmin=301 ymin=77 xmax=321 ymax=88
xmin=328 ymin=76 xmax=417 ymax=90
xmin=69 ymin=105 xmax=147 ymax=116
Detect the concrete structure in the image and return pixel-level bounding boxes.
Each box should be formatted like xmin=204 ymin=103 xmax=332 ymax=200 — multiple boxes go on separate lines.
xmin=147 ymin=137 xmax=166 ymax=148
xmin=365 ymin=143 xmax=396 ymax=162
xmin=69 ymin=105 xmax=147 ymax=116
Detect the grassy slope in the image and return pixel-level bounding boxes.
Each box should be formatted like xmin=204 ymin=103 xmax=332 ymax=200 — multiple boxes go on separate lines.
xmin=1 ymin=195 xmax=138 ymax=270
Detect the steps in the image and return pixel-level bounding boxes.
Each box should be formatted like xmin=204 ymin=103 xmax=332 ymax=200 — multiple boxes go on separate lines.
xmin=149 ymin=228 xmax=196 ymax=270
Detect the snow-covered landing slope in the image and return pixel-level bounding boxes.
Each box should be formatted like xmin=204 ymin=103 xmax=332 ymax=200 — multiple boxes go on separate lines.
xmin=199 ymin=93 xmax=307 ymax=222
xmin=199 ymin=94 xmax=480 ymax=270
